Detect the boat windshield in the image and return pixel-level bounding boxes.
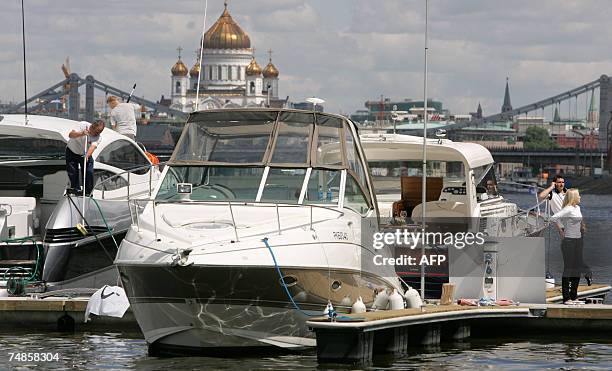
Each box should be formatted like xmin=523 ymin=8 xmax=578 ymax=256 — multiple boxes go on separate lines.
xmin=369 ymin=160 xmax=465 ymax=195
xmin=161 ymin=110 xmax=373 ymax=214
xmin=155 ymin=165 xmax=372 ymax=211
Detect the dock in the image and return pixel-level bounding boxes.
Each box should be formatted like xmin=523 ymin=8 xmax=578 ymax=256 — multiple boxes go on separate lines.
xmin=0 ymin=296 xmax=137 ymax=332
xmin=546 ymin=283 xmax=610 ymax=303
xmin=307 ymin=303 xmax=612 ymax=363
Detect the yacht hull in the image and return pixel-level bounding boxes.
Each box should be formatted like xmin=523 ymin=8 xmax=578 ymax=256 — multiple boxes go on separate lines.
xmin=117 ymin=264 xmax=397 ymax=353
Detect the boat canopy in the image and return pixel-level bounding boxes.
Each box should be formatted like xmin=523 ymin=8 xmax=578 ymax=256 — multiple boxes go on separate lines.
xmin=360 ymin=133 xmax=493 ymax=169
xmin=170 ymin=109 xmax=365 ymax=174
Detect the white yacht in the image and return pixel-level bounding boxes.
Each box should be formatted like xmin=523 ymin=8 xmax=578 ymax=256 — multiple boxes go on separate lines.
xmin=360 ymin=133 xmax=546 ymax=296
xmin=115 ymin=109 xmax=402 ymax=354
xmin=360 ymin=133 xmax=545 ymax=235
xmin=0 ymin=114 xmax=160 ymax=290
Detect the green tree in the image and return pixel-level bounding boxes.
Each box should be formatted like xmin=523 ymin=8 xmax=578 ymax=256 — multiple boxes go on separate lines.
xmin=523 ymin=126 xmax=557 ymax=150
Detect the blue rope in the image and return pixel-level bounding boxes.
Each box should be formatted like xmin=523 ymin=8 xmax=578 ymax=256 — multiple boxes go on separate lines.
xmin=262 ymin=237 xmax=319 ymax=318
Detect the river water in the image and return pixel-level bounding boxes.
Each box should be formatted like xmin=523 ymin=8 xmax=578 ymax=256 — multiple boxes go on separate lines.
xmin=0 ymin=195 xmax=610 ymax=369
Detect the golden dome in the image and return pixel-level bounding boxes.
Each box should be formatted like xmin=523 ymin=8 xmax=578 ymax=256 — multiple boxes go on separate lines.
xmin=263 ymin=59 xmax=279 ymax=78
xmin=246 ymin=57 xmax=262 ymax=76
xmin=171 ymin=59 xmax=188 ymax=76
xmin=203 ymin=4 xmax=250 ymax=50
xmin=190 ymin=59 xmax=201 ymax=77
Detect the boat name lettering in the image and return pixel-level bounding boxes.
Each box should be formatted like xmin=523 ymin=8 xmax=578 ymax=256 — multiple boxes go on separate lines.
xmin=333 ymin=232 xmax=348 ymax=240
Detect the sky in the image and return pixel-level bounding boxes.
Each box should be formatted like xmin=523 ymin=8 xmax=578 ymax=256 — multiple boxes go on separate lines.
xmin=2 ymin=0 xmax=612 ymax=118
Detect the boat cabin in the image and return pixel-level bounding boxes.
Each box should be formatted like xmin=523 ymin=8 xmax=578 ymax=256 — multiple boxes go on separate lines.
xmin=360 ymin=133 xmax=500 ymax=219
xmin=158 ymin=109 xmax=377 ymax=217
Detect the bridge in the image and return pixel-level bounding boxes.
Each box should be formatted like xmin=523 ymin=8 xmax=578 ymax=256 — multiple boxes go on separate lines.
xmin=0 ymin=73 xmax=188 ymax=121
xmin=4 ymin=71 xmax=612 ymax=169
xmin=460 ymin=75 xmax=612 ymax=151
xmin=487 ymin=147 xmax=606 ymax=170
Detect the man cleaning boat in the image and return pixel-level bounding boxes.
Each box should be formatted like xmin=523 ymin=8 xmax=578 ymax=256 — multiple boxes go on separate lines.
xmin=106 ymin=95 xmax=139 ymax=140
xmin=65 ymin=120 xmax=105 ymax=196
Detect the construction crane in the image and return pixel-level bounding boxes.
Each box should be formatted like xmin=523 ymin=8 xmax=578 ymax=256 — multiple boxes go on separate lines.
xmin=60 ymin=57 xmax=70 ymax=112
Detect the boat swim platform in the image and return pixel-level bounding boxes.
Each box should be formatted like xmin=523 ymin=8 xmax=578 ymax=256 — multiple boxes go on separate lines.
xmin=0 ymin=296 xmax=138 ymax=332
xmin=307 ymin=303 xmax=612 ymax=363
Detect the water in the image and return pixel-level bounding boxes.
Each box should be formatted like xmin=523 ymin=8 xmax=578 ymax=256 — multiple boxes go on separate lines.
xmin=1 ymin=194 xmax=611 ymax=369
xmin=0 ymin=331 xmax=610 ymax=370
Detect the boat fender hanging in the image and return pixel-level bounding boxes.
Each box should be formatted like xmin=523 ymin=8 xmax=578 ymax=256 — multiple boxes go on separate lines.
xmin=323 ymin=301 xmax=336 ymax=319
xmin=371 ymin=288 xmax=389 ymax=311
xmin=404 ymin=286 xmax=423 ymax=308
xmin=389 ymin=289 xmax=404 ymax=310
xmin=340 ymin=295 xmax=352 ymax=307
xmin=351 ymin=296 xmax=366 ymax=314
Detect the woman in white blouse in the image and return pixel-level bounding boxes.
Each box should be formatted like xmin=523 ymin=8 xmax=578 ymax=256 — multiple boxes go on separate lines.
xmin=549 ymin=189 xmax=591 ymax=304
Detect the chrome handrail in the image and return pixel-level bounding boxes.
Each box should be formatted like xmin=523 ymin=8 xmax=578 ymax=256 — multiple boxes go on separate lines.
xmin=128 ymin=198 xmax=346 ymax=243
xmin=92 ymin=162 xmax=164 ymax=200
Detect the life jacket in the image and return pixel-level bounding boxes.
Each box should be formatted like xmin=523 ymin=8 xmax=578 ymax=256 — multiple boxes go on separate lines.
xmin=145 ymin=151 xmax=160 ymax=165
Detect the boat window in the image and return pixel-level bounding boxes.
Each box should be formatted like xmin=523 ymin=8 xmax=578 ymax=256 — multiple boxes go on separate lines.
xmin=315 ymin=115 xmax=343 ymax=167
xmin=270 ymin=112 xmax=313 ymax=165
xmin=344 ymin=175 xmax=370 ymax=215
xmin=344 ymin=123 xmax=367 ymax=186
xmin=0 ymin=136 xmax=65 ymax=160
xmin=260 ymin=168 xmax=307 ymax=204
xmin=97 ymin=140 xmax=149 ymax=175
xmin=174 ymin=111 xmax=277 ymax=164
xmin=475 ymin=164 xmax=499 ymax=198
xmin=93 ymin=170 xmax=128 ymax=192
xmin=369 ymin=160 xmax=465 ymax=195
xmin=473 ymin=163 xmax=493 ymax=186
xmin=156 ymin=168 xmax=180 ymax=200
xmin=156 ymin=166 xmax=264 ymax=202
xmin=304 ymin=169 xmax=341 ymax=205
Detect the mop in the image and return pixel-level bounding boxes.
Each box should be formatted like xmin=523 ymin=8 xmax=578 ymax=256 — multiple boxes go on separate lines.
xmin=76 ymin=133 xmax=88 ymax=236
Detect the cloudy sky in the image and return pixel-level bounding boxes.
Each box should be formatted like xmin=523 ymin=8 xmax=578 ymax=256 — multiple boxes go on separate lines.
xmin=2 ymin=0 xmax=612 ymax=118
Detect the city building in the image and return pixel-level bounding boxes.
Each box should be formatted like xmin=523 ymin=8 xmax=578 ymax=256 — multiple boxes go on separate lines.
xmin=168 ymin=2 xmax=281 ymax=112
xmin=349 ymin=97 xmax=447 ymax=124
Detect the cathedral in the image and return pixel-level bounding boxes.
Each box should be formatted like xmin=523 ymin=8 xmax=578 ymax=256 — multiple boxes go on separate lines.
xmin=169 ymin=2 xmax=280 ymax=112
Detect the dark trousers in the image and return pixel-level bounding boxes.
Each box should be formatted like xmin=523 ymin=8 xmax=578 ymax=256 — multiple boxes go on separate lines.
xmin=560 ymin=237 xmax=591 ymax=302
xmin=66 ymin=147 xmax=94 ymax=194
xmin=562 ymin=277 xmax=580 ymax=302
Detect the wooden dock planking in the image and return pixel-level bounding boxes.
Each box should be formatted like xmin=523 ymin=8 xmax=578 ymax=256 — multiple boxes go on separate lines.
xmin=546 ymin=305 xmax=612 ymax=320
xmin=546 ymin=284 xmax=610 ymax=303
xmin=0 ymin=297 xmax=88 ymax=312
xmin=309 ymin=304 xmax=527 ymax=323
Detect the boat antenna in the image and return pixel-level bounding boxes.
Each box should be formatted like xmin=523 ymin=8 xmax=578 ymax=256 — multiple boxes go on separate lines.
xmin=420 ymin=0 xmax=429 ymax=300
xmin=194 ymin=0 xmax=209 ymax=111
xmin=20 ymin=0 xmax=28 ymax=124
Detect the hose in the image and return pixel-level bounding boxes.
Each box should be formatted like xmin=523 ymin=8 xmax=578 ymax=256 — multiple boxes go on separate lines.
xmin=65 ymin=195 xmax=114 ymax=262
xmin=89 ymin=196 xmax=119 ymax=250
xmin=262 ymin=237 xmax=318 ymax=317
xmin=0 ymin=236 xmax=43 ymax=295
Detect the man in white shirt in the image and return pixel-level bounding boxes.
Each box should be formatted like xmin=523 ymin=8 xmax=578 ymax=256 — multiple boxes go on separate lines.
xmin=66 ymin=120 xmax=105 ymax=195
xmin=107 ymin=95 xmax=139 ymax=140
xmin=538 ymin=174 xmax=567 ymax=214
xmin=538 ymin=174 xmax=567 ymax=234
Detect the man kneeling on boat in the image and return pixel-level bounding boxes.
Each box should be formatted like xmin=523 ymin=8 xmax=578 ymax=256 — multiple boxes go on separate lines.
xmin=65 ymin=120 xmax=105 ymax=196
